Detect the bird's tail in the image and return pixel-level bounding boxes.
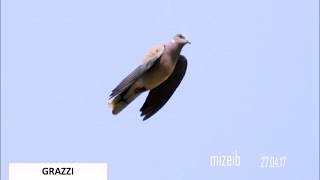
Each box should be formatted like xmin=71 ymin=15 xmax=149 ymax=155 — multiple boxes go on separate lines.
xmin=108 ymin=86 xmax=144 ymax=115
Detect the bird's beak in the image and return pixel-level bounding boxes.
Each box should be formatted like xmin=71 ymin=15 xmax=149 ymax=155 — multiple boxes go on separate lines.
xmin=186 ymin=40 xmax=191 ymax=44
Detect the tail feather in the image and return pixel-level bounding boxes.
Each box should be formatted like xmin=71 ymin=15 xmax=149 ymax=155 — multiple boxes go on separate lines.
xmin=108 ymin=86 xmax=142 ymax=115
xmin=108 ymin=96 xmax=130 ymax=114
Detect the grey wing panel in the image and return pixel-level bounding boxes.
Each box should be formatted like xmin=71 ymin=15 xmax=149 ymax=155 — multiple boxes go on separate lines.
xmin=140 ymin=55 xmax=188 ymax=120
xmin=109 ymin=55 xmax=162 ymax=99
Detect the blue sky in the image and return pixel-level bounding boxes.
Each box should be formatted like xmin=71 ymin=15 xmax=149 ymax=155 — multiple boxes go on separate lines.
xmin=1 ymin=0 xmax=319 ymax=179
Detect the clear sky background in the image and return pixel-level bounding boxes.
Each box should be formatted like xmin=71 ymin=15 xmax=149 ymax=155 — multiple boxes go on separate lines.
xmin=1 ymin=0 xmax=319 ymax=179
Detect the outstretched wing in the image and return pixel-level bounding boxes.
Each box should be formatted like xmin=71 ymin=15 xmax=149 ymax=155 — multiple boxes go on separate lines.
xmin=109 ymin=45 xmax=165 ymax=99
xmin=140 ymin=55 xmax=188 ymax=120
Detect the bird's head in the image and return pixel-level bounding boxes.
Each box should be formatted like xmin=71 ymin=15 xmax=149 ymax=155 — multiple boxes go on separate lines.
xmin=172 ymin=34 xmax=191 ymax=45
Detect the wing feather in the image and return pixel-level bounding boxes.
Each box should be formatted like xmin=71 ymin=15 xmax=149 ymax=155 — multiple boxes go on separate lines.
xmin=140 ymin=55 xmax=188 ymax=120
xmin=109 ymin=45 xmax=165 ymax=99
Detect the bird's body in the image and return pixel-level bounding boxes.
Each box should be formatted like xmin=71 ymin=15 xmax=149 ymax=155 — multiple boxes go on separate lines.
xmin=142 ymin=43 xmax=183 ymax=89
xmin=108 ymin=34 xmax=190 ymax=120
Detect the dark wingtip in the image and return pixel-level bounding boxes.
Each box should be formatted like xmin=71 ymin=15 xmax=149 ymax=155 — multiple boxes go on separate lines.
xmin=140 ymin=113 xmax=148 ymax=121
xmin=140 ymin=111 xmax=149 ymax=121
xmin=142 ymin=116 xmax=149 ymax=121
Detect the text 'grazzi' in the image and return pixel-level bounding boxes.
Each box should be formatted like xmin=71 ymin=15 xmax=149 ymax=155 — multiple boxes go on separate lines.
xmin=42 ymin=167 xmax=74 ymax=175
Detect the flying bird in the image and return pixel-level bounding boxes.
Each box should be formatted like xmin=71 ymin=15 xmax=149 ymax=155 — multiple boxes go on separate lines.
xmin=108 ymin=34 xmax=190 ymax=120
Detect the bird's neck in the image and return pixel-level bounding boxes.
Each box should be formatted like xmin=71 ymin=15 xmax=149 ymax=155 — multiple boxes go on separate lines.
xmin=167 ymin=42 xmax=184 ymax=59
